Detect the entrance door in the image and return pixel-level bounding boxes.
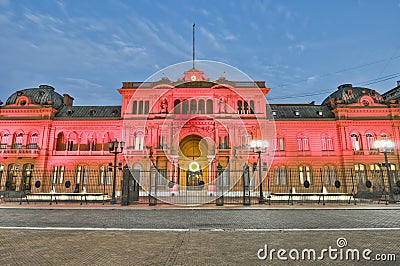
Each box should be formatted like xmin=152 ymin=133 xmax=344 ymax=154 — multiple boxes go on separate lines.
xmin=21 ymin=164 xmax=34 ymax=191
xmin=7 ymin=164 xmax=18 ymax=191
xmin=179 ymin=135 xmax=208 ymax=188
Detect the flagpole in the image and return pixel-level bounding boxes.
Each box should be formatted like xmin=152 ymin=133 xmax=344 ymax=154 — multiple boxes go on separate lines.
xmin=192 ymin=23 xmax=195 ymax=69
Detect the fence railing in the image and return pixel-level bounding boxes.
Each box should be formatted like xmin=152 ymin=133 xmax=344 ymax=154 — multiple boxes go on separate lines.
xmin=0 ymin=167 xmax=398 ymax=205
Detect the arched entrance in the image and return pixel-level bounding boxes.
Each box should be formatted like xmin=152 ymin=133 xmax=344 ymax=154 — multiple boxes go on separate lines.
xmin=179 ymin=135 xmax=209 ymax=188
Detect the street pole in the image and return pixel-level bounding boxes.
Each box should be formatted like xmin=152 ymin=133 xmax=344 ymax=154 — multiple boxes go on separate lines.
xmin=383 ymin=150 xmax=395 ymax=204
xmin=258 ymin=151 xmax=265 ymax=204
xmin=111 ymin=149 xmax=117 ymax=204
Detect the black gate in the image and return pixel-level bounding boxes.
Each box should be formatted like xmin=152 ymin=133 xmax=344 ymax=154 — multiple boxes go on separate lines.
xmin=121 ymin=167 xmax=139 ymax=206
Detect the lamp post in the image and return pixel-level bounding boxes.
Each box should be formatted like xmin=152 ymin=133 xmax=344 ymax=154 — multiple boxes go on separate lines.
xmin=374 ymin=139 xmax=396 ymax=204
xmin=250 ymin=139 xmax=269 ymax=204
xmin=108 ymin=139 xmax=125 ymax=204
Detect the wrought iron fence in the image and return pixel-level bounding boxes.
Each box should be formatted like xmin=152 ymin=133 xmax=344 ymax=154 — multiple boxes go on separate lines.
xmin=0 ymin=167 xmax=398 ymax=205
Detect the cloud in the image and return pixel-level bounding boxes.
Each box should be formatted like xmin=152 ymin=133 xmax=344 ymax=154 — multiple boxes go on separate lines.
xmin=61 ymin=77 xmax=103 ymax=89
xmin=286 ymin=32 xmax=294 ymax=41
xmin=199 ymin=26 xmax=222 ymax=49
xmin=222 ymin=30 xmax=238 ymax=41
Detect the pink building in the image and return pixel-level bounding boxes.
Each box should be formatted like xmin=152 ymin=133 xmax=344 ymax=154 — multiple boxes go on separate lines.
xmin=0 ymin=68 xmax=399 ymax=201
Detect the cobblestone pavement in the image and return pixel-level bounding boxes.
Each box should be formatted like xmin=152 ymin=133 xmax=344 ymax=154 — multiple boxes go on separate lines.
xmin=0 ymin=208 xmax=399 ymax=229
xmin=0 ymin=207 xmax=399 ymax=265
xmin=0 ymin=229 xmax=399 ymax=265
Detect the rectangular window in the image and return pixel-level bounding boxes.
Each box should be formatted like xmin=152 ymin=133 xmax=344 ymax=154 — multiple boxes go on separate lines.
xmin=280 ymin=167 xmax=287 ymax=185
xmin=107 ymin=168 xmax=113 ymax=184
xmin=76 ymin=166 xmax=82 ymax=184
xmin=144 ymin=101 xmax=149 ymax=114
xmin=52 ymin=166 xmax=58 ymax=184
xmin=83 ymin=166 xmax=89 ymax=185
xmin=279 ymin=138 xmax=284 ymax=151
xmin=99 ymin=166 xmax=106 ymax=184
xmin=58 ymin=166 xmax=65 ymax=184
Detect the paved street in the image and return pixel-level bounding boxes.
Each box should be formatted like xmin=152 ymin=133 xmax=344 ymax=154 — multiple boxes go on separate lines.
xmin=0 ymin=207 xmax=399 ymax=265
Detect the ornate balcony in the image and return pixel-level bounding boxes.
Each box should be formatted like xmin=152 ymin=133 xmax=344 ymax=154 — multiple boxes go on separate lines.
xmin=0 ymin=143 xmax=40 ymax=157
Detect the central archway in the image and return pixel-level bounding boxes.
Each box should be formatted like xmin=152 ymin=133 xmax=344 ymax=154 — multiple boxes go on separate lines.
xmin=179 ymin=135 xmax=209 ymax=188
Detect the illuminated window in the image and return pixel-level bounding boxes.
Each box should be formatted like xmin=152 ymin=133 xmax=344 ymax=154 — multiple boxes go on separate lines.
xmin=76 ymin=166 xmax=82 ymax=184
xmin=354 ymin=164 xmax=366 ymax=184
xmin=99 ymin=166 xmax=106 ymax=185
xmin=299 ymin=165 xmax=312 ymax=184
xmin=324 ymin=165 xmax=336 ymax=186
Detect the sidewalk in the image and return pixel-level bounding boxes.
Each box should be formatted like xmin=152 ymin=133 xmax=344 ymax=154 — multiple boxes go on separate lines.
xmin=1 ymin=201 xmax=399 ymax=210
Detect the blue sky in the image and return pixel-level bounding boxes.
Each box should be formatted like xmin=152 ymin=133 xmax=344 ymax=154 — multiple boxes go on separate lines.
xmin=0 ymin=0 xmax=399 ymax=105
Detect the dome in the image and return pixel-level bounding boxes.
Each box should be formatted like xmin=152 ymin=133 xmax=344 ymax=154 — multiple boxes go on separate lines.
xmin=6 ymin=85 xmax=64 ymax=109
xmin=322 ymin=84 xmax=385 ymax=105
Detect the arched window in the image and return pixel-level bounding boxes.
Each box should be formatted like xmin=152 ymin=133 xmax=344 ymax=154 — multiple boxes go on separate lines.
xmin=1 ymin=132 xmax=9 ymax=149
xmin=297 ymin=135 xmax=309 ymax=151
xmin=28 ymin=132 xmax=39 ymax=149
xmin=174 ymin=99 xmax=181 ymax=114
xmin=198 ymin=100 xmax=205 ymax=114
xmin=56 ymin=132 xmax=65 ymax=151
xmin=13 ymin=132 xmax=23 ymax=149
xmin=67 ymin=132 xmax=78 ymax=151
xmin=190 ymin=99 xmax=197 ymax=114
xmin=206 ymin=99 xmax=213 ymax=114
xmin=366 ymin=133 xmax=375 ymax=150
xmin=351 ymin=133 xmax=361 ymax=151
xmin=182 ymin=99 xmax=188 ymax=114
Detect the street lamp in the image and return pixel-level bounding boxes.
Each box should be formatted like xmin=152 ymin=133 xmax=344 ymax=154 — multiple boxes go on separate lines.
xmin=108 ymin=139 xmax=125 ymax=204
xmin=250 ymin=139 xmax=269 ymax=204
xmin=374 ymin=139 xmax=396 ymax=204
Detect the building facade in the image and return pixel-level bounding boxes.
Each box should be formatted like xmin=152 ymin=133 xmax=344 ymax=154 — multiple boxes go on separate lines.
xmin=0 ymin=67 xmax=399 ymax=199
